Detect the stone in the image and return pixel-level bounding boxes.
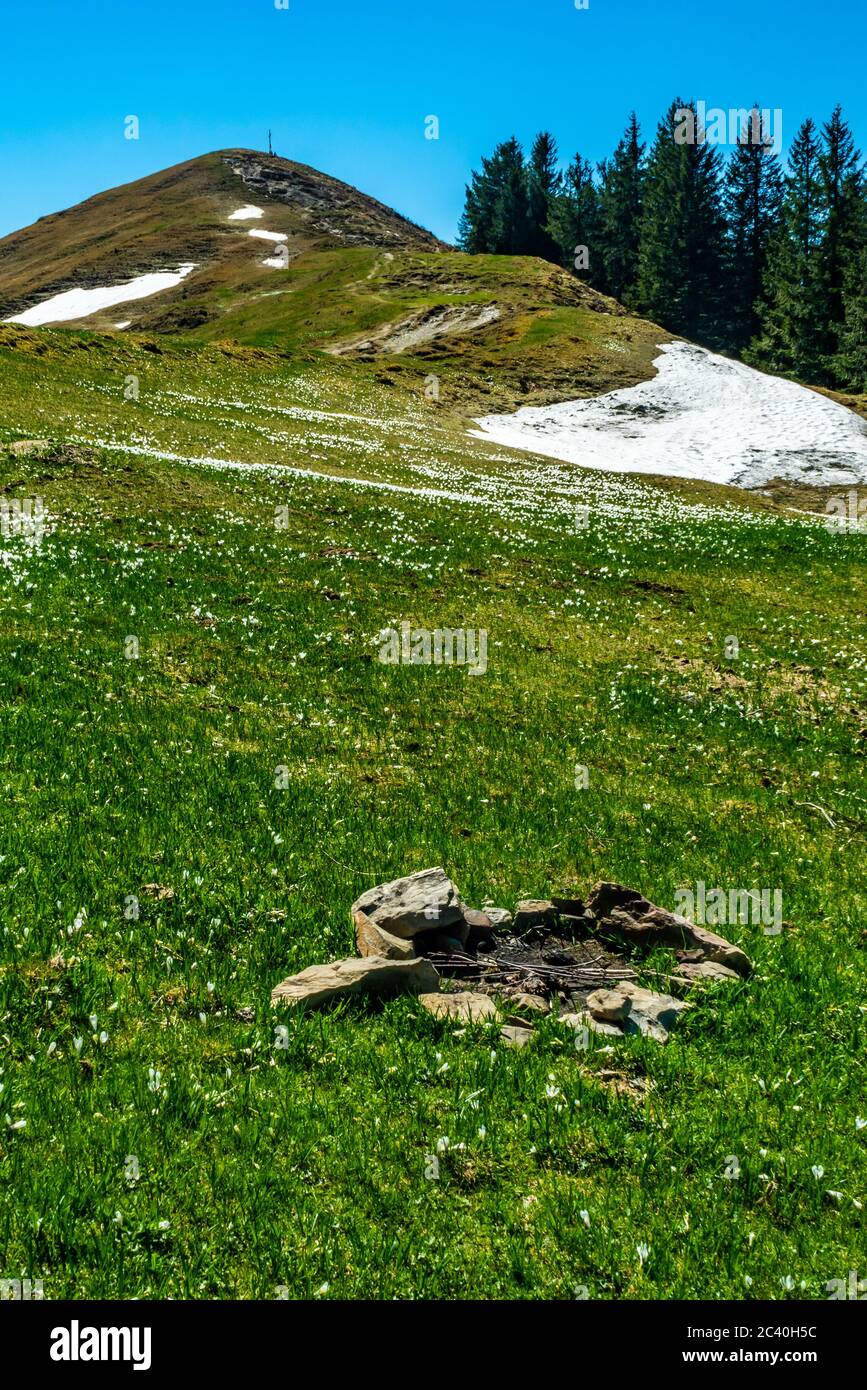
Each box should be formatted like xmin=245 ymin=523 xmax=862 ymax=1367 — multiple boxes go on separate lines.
xmin=351 ymin=867 xmax=463 ymax=939
xmin=465 ymin=907 xmax=500 ymax=953
xmin=562 ymin=982 xmax=689 ymax=1045
xmin=419 ymin=991 xmax=498 ymax=1023
xmin=501 ymin=991 xmax=549 ymax=1015
xmin=485 ymin=907 xmax=513 ymax=929
xmin=464 ymin=906 xmax=491 ymax=928
xmin=271 ymin=955 xmax=439 ymax=1010
xmin=586 ymin=987 xmax=633 ymax=1022
xmin=587 ymin=882 xmax=648 ymax=919
xmin=616 ymin=984 xmax=689 ymax=1042
xmin=588 ymin=882 xmax=752 ymax=977
xmin=521 ymin=974 xmax=549 ymax=996
xmin=597 ymin=1069 xmax=651 ymax=1099
xmin=8 ymin=439 xmax=51 ymax=458
xmin=684 ymin=923 xmax=752 ymax=977
xmin=354 ymin=909 xmax=416 ymax=961
xmin=141 ymin=883 xmax=174 ymax=902
xmin=500 ymin=1024 xmax=534 ymax=1047
xmin=514 ymin=899 xmax=558 ymax=933
xmin=673 ymin=960 xmax=742 ymax=986
xmin=560 ymin=1009 xmax=623 ymax=1039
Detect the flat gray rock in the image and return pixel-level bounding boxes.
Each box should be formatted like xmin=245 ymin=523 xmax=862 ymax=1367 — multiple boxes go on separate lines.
xmin=500 ymin=1024 xmax=534 ymax=1047
xmin=271 ymin=955 xmax=439 ymax=1010
xmin=674 ymin=960 xmax=742 ymax=986
xmin=419 ymin=991 xmax=498 ymax=1023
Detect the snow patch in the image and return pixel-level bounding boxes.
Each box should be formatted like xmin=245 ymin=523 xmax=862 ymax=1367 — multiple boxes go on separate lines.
xmin=228 ymin=205 xmax=264 ymax=221
xmin=471 ymin=342 xmax=867 ymax=489
xmin=248 ymin=229 xmax=288 ymax=243
xmin=4 ymin=265 xmax=197 ymax=327
xmin=114 ymin=321 xmax=131 ymax=330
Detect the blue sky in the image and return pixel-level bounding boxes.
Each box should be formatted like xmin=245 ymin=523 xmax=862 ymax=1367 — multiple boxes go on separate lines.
xmin=1 ymin=0 xmax=864 ymax=242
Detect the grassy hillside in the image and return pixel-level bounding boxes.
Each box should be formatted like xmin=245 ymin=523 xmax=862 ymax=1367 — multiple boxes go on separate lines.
xmin=199 ymin=248 xmax=668 ymax=413
xmin=0 ymin=150 xmax=669 ymax=412
xmin=0 ymin=150 xmax=446 ymax=326
xmin=0 ymin=323 xmax=864 ymax=1298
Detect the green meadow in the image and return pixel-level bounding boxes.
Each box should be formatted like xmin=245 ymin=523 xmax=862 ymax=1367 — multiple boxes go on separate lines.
xmin=0 ymin=324 xmax=864 ymax=1298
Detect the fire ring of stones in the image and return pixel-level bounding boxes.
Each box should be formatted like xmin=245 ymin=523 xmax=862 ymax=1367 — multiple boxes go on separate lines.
xmin=271 ymin=868 xmax=751 ymax=1047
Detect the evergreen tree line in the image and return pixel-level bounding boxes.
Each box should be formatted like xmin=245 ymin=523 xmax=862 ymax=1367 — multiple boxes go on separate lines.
xmin=458 ymin=103 xmax=867 ymax=392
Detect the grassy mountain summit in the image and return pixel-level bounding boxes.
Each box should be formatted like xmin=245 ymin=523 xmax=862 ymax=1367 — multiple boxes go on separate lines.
xmin=0 ymin=149 xmax=446 ymax=310
xmin=0 ymin=150 xmax=667 ymax=412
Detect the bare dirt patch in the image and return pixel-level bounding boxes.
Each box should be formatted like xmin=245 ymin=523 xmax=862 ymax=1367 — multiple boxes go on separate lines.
xmin=329 ymin=303 xmax=503 ymax=357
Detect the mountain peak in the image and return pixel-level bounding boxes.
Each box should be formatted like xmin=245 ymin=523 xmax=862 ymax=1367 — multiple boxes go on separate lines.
xmin=0 ymin=149 xmax=448 ymax=329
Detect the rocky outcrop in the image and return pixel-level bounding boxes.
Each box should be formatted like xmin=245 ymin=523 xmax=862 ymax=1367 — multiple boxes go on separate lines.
xmin=8 ymin=438 xmax=51 ymax=457
xmin=222 ymin=151 xmax=448 ymax=251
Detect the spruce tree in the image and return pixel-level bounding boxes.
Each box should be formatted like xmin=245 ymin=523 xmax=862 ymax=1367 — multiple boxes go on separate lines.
xmin=458 ymin=149 xmax=497 ymax=253
xmin=547 ymin=153 xmax=600 ymax=283
xmin=458 ymin=137 xmax=531 ymax=255
xmin=748 ymin=118 xmax=827 ymax=383
xmin=835 ymin=238 xmax=867 ymax=391
xmin=818 ymin=105 xmax=864 ymax=369
xmin=526 ymin=131 xmax=562 ymax=261
xmin=722 ymin=106 xmax=783 ymax=352
xmin=598 ymin=112 xmax=645 ymax=306
xmin=637 ymin=100 xmax=727 ymax=345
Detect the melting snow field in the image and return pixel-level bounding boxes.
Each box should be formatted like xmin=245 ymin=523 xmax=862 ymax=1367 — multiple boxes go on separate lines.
xmin=228 ymin=205 xmax=264 ymax=220
xmin=4 ymin=264 xmax=197 ymax=327
xmin=247 ymin=229 xmax=288 ymax=243
xmin=472 ymin=342 xmax=867 ymax=489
